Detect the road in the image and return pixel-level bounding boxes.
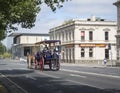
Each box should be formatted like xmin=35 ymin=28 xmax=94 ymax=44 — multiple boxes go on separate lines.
xmin=0 ymin=59 xmax=120 ymax=93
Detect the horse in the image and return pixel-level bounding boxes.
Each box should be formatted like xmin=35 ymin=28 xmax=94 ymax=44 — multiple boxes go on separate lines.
xmin=27 ymin=54 xmax=35 ymax=69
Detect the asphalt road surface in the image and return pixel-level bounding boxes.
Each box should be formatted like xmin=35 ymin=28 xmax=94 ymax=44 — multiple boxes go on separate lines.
xmin=0 ymin=59 xmax=120 ymax=93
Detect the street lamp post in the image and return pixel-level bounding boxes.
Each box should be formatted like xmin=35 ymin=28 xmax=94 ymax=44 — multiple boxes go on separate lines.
xmin=108 ymin=43 xmax=113 ymax=66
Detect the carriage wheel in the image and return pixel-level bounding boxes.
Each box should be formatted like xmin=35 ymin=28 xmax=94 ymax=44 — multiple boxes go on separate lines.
xmin=55 ymin=59 xmax=60 ymax=70
xmin=49 ymin=61 xmax=52 ymax=70
xmin=56 ymin=62 xmax=60 ymax=70
xmin=51 ymin=59 xmax=60 ymax=71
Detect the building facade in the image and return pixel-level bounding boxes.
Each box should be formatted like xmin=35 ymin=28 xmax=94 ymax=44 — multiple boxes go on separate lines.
xmin=49 ymin=17 xmax=117 ymax=65
xmin=114 ymin=0 xmax=120 ymax=66
xmin=9 ymin=32 xmax=49 ymax=59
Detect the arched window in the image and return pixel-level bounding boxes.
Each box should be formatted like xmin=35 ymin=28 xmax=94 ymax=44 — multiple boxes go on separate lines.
xmin=81 ymin=48 xmax=85 ymax=57
xmin=105 ymin=31 xmax=109 ymax=40
xmin=81 ymin=31 xmax=85 ymax=41
xmin=89 ymin=48 xmax=93 ymax=57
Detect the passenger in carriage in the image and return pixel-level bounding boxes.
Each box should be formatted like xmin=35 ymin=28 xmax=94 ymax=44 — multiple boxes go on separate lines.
xmin=46 ymin=50 xmax=52 ymax=59
xmin=42 ymin=45 xmax=52 ymax=59
xmin=43 ymin=45 xmax=49 ymax=51
xmin=52 ymin=49 xmax=59 ymax=59
xmin=42 ymin=50 xmax=52 ymax=60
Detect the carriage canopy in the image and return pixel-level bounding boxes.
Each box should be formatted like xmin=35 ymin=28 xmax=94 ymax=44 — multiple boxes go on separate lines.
xmin=35 ymin=40 xmax=61 ymax=44
xmin=35 ymin=40 xmax=61 ymax=53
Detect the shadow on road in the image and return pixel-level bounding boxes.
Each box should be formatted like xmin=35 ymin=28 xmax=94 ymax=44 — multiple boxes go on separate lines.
xmin=0 ymin=69 xmax=119 ymax=93
xmin=0 ymin=69 xmax=34 ymax=75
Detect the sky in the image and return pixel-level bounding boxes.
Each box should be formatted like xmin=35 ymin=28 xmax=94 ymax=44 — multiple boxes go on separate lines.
xmin=3 ymin=0 xmax=118 ymax=48
xmin=18 ymin=0 xmax=117 ymax=33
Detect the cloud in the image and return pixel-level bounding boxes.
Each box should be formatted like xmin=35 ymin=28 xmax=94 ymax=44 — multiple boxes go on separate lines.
xmin=17 ymin=0 xmax=117 ymax=33
xmin=58 ymin=0 xmax=116 ymax=19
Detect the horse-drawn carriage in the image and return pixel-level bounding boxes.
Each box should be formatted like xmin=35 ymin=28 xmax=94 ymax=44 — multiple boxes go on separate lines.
xmin=27 ymin=40 xmax=61 ymax=71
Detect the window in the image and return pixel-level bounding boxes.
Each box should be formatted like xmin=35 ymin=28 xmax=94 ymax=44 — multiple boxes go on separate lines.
xmin=81 ymin=31 xmax=85 ymax=41
xmin=105 ymin=31 xmax=109 ymax=40
xmin=66 ymin=49 xmax=68 ymax=62
xmin=81 ymin=48 xmax=85 ymax=57
xmin=62 ymin=33 xmax=64 ymax=41
xmin=24 ymin=47 xmax=30 ymax=56
xmin=105 ymin=49 xmax=109 ymax=59
xmin=62 ymin=49 xmax=65 ymax=60
xmin=72 ymin=48 xmax=74 ymax=61
xmin=72 ymin=31 xmax=74 ymax=40
xmin=89 ymin=31 xmax=93 ymax=40
xmin=66 ymin=32 xmax=68 ymax=41
xmin=89 ymin=48 xmax=93 ymax=57
xmin=69 ymin=49 xmax=71 ymax=62
xmin=69 ymin=32 xmax=71 ymax=40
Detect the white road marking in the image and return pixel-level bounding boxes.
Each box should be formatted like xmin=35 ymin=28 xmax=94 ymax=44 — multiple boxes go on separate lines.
xmin=66 ymin=79 xmax=102 ymax=89
xmin=6 ymin=68 xmax=13 ymax=70
xmin=61 ymin=69 xmax=120 ymax=79
xmin=36 ymin=71 xmax=60 ymax=79
xmin=0 ymin=73 xmax=29 ymax=93
xmin=25 ymin=75 xmax=36 ymax=80
xmin=70 ymin=74 xmax=87 ymax=78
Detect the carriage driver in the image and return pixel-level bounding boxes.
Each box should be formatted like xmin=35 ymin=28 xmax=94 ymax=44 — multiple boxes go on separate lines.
xmin=43 ymin=45 xmax=49 ymax=51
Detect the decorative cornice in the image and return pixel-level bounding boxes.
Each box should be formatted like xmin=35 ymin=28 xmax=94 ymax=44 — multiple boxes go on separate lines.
xmin=79 ymin=28 xmax=95 ymax=31
xmin=103 ymin=28 xmax=111 ymax=31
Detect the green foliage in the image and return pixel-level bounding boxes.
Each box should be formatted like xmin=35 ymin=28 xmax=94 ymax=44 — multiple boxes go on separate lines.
xmin=3 ymin=52 xmax=11 ymax=58
xmin=0 ymin=0 xmax=41 ymax=31
xmin=0 ymin=30 xmax=6 ymax=40
xmin=0 ymin=42 xmax=6 ymax=54
xmin=0 ymin=42 xmax=11 ymax=58
xmin=44 ymin=0 xmax=69 ymax=11
xmin=0 ymin=52 xmax=11 ymax=59
xmin=0 ymin=0 xmax=70 ymax=40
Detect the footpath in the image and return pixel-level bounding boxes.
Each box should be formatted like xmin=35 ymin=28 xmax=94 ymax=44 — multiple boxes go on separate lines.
xmin=0 ymin=82 xmax=9 ymax=93
xmin=61 ymin=63 xmax=120 ymax=69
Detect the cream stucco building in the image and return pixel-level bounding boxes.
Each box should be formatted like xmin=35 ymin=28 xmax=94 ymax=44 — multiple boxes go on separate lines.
xmin=9 ymin=32 xmax=49 ymax=59
xmin=114 ymin=0 xmax=120 ymax=66
xmin=49 ymin=17 xmax=117 ymax=65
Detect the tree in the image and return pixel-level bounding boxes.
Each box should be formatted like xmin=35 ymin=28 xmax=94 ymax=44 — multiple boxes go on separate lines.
xmin=0 ymin=0 xmax=70 ymax=40
xmin=0 ymin=42 xmax=6 ymax=54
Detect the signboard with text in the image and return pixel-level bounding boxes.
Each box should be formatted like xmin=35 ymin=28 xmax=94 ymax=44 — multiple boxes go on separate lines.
xmin=79 ymin=44 xmax=106 ymax=47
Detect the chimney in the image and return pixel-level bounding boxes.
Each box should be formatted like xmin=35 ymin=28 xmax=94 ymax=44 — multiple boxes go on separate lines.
xmin=91 ymin=16 xmax=96 ymax=21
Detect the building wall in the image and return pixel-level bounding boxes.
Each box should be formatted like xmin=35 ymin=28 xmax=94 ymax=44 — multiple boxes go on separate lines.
xmin=117 ymin=3 xmax=120 ymax=30
xmin=11 ymin=33 xmax=49 ymax=59
xmin=114 ymin=1 xmax=120 ymax=66
xmin=20 ymin=36 xmax=43 ymax=44
xmin=50 ymin=17 xmax=117 ymax=65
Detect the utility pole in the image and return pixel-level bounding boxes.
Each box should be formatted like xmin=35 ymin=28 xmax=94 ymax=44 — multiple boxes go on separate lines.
xmin=108 ymin=43 xmax=113 ymax=66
